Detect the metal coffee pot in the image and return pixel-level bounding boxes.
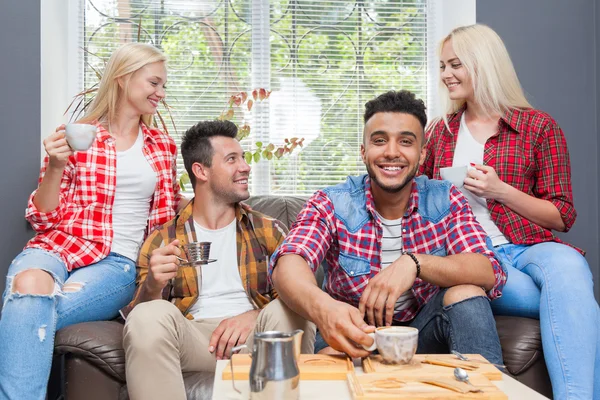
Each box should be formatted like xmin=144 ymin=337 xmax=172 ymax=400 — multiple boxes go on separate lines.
xmin=231 ymin=329 xmax=304 ymax=400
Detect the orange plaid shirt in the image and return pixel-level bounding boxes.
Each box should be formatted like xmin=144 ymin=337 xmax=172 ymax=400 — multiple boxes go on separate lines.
xmin=121 ymin=199 xmax=287 ymax=320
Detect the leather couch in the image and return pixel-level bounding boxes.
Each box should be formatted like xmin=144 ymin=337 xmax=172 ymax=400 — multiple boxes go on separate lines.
xmin=48 ymin=195 xmax=552 ymax=399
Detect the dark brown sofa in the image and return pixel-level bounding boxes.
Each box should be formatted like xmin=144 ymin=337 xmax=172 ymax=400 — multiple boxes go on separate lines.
xmin=48 ymin=195 xmax=552 ymax=399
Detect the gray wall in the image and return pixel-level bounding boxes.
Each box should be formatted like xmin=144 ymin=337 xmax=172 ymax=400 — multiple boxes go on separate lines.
xmin=0 ymin=0 xmax=40 ymax=307
xmin=598 ymin=0 xmax=600 ymax=302
xmin=477 ymin=0 xmax=600 ymax=300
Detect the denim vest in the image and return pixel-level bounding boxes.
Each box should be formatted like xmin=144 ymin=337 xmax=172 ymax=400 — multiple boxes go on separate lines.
xmin=321 ymin=174 xmax=500 ymax=279
xmin=324 ymin=174 xmax=452 ymax=233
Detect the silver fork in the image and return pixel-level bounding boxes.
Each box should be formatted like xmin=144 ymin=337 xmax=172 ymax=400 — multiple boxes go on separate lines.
xmin=451 ymin=350 xmax=505 ymax=369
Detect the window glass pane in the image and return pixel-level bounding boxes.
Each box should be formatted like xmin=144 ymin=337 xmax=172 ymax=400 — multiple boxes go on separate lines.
xmin=81 ymin=0 xmax=428 ymax=195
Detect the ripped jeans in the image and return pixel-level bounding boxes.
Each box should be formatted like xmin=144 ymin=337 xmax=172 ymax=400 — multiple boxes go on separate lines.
xmin=0 ymin=248 xmax=136 ymax=400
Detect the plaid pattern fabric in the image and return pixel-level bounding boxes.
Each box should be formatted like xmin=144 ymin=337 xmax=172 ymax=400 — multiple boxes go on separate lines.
xmin=25 ymin=122 xmax=180 ymax=270
xmin=420 ymin=107 xmax=581 ymax=253
xmin=121 ymin=200 xmax=288 ymax=320
xmin=269 ymin=176 xmax=505 ymax=323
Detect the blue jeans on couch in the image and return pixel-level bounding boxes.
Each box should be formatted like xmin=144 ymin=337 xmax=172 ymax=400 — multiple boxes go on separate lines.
xmin=491 ymin=242 xmax=600 ymax=400
xmin=0 ymin=248 xmax=136 ymax=400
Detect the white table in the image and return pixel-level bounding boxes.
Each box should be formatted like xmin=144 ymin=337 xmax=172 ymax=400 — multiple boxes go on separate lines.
xmin=212 ymin=359 xmax=549 ymax=399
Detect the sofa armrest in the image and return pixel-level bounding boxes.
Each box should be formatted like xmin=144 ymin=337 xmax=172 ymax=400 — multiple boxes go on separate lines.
xmin=495 ymin=316 xmax=543 ymax=375
xmin=54 ymin=321 xmax=126 ymax=382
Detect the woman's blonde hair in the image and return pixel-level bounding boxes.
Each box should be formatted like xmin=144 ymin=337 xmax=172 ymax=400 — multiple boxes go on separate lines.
xmin=79 ymin=42 xmax=167 ymax=129
xmin=438 ymin=24 xmax=531 ymax=119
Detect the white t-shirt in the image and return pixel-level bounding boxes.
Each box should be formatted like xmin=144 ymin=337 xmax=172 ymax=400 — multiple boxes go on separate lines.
xmin=188 ymin=218 xmax=255 ymax=320
xmin=111 ymin=131 xmax=157 ymax=261
xmin=376 ymin=212 xmax=417 ymax=313
xmin=452 ymin=114 xmax=509 ymax=247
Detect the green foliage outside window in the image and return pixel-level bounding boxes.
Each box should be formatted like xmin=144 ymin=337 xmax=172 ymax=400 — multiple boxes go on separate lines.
xmin=82 ymin=0 xmax=427 ymax=194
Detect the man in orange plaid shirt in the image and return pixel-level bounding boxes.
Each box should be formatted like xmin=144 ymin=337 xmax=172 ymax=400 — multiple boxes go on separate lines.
xmin=120 ymin=120 xmax=314 ymax=400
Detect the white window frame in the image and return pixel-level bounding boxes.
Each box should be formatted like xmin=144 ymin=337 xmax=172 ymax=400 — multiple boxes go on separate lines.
xmin=40 ymin=0 xmax=82 ymax=160
xmin=40 ymin=0 xmax=475 ymax=164
xmin=426 ymin=0 xmax=476 ymax=118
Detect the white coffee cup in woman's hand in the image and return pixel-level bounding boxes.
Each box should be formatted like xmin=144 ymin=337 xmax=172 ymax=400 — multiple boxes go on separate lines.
xmin=65 ymin=123 xmax=97 ymax=151
xmin=440 ymin=165 xmax=468 ymax=188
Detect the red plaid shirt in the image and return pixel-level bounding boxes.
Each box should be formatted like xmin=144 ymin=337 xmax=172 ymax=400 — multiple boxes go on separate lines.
xmin=420 ymin=107 xmax=581 ymax=253
xmin=270 ymin=176 xmax=505 ymax=322
xmin=25 ymin=122 xmax=181 ymax=270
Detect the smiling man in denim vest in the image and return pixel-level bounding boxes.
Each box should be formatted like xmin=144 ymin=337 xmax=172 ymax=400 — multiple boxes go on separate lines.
xmin=269 ymin=90 xmax=507 ymax=364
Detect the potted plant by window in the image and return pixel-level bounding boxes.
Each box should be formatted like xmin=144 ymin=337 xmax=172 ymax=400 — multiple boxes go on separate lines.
xmin=67 ymin=56 xmax=303 ymax=191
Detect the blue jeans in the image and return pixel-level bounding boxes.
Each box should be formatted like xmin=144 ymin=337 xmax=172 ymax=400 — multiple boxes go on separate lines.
xmin=491 ymin=242 xmax=600 ymax=400
xmin=0 ymin=248 xmax=136 ymax=400
xmin=315 ymin=288 xmax=503 ymax=366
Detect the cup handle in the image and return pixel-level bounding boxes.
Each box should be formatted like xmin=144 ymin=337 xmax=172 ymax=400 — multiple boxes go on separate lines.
xmin=362 ymin=332 xmax=377 ymax=352
xmin=230 ymin=344 xmax=248 ymax=394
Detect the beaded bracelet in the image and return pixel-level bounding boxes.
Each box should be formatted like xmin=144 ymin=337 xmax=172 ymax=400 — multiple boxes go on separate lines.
xmin=402 ymin=251 xmax=421 ymax=278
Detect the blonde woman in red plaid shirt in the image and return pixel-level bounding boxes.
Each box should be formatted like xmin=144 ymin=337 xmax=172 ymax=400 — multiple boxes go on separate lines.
xmin=421 ymin=24 xmax=600 ymax=400
xmin=0 ymin=43 xmax=181 ymax=400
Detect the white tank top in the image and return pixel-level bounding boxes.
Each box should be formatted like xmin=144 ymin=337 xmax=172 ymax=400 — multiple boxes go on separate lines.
xmin=111 ymin=130 xmax=157 ymax=261
xmin=188 ymin=219 xmax=255 ymax=320
xmin=376 ymin=212 xmax=417 ymax=314
xmin=452 ymin=114 xmax=509 ymax=247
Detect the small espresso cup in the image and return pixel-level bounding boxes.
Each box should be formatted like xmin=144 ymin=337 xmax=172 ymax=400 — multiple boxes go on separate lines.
xmin=440 ymin=165 xmax=468 ymax=188
xmin=65 ymin=124 xmax=97 ymax=151
xmin=182 ymin=242 xmax=212 ymax=263
xmin=362 ymin=326 xmax=419 ymax=364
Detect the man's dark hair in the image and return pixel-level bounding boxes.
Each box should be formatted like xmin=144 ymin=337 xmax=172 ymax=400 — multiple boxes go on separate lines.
xmin=363 ymin=90 xmax=427 ymax=130
xmin=180 ymin=120 xmax=238 ymax=186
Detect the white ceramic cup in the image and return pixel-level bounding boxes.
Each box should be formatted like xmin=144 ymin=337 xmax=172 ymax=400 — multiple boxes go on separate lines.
xmin=440 ymin=165 xmax=468 ymax=188
xmin=362 ymin=326 xmax=419 ymax=364
xmin=65 ymin=124 xmax=97 ymax=151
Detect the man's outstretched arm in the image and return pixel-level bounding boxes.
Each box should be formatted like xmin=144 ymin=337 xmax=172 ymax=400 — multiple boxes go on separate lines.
xmin=272 ymin=255 xmax=372 ymax=358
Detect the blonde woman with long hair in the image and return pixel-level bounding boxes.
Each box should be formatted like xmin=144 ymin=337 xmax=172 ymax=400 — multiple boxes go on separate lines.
xmin=0 ymin=43 xmax=181 ymax=399
xmin=420 ymin=24 xmax=599 ymax=399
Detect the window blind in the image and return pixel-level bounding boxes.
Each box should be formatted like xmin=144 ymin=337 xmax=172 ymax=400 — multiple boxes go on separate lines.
xmin=78 ymin=0 xmax=430 ymax=195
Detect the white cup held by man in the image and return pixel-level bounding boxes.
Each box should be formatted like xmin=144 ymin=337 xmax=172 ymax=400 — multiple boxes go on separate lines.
xmin=65 ymin=124 xmax=97 ymax=151
xmin=440 ymin=165 xmax=468 ymax=188
xmin=362 ymin=326 xmax=419 ymax=364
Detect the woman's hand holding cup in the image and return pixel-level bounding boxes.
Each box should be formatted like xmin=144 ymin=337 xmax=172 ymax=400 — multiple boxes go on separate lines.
xmin=44 ymin=125 xmax=72 ymax=170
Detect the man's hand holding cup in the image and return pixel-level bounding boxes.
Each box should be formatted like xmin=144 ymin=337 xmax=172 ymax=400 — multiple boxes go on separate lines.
xmin=145 ymin=239 xmax=182 ymax=299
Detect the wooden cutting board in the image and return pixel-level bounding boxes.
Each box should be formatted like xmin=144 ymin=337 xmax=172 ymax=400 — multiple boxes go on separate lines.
xmin=363 ymin=354 xmax=502 ymax=381
xmin=347 ymin=371 xmax=508 ymax=399
xmin=222 ymin=354 xmax=354 ymax=380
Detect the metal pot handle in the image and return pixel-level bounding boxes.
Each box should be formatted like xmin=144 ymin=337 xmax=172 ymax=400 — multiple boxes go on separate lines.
xmin=230 ymin=344 xmax=248 ymax=394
